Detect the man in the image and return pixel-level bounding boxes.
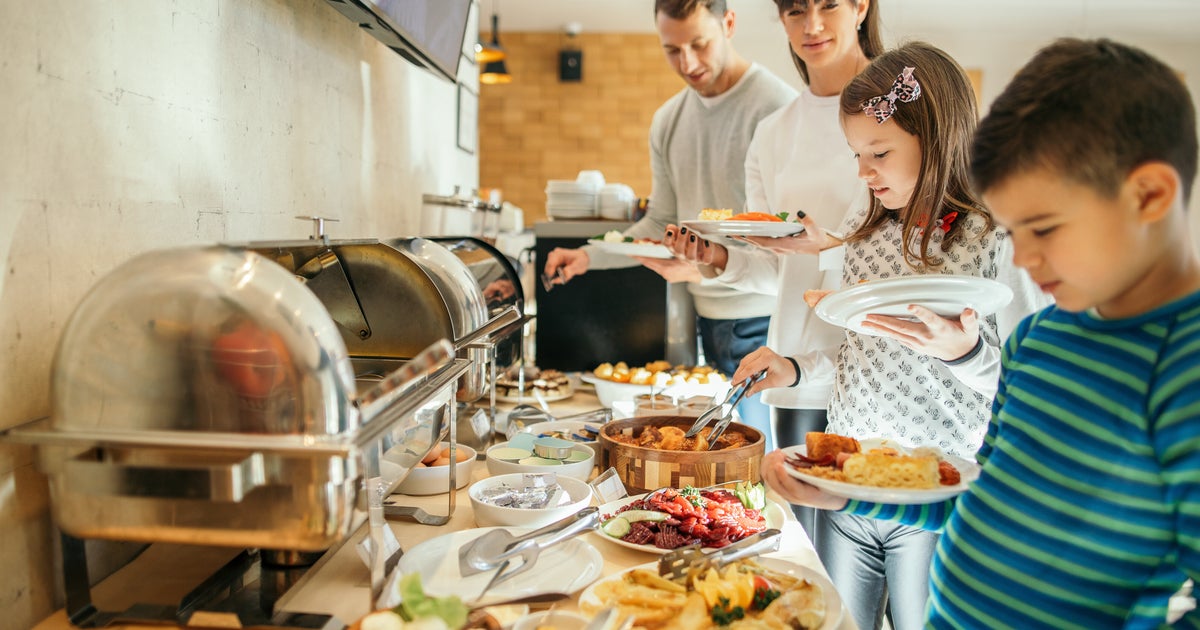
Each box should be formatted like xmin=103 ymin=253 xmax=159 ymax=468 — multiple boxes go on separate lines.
xmin=543 ymin=0 xmax=795 ymax=447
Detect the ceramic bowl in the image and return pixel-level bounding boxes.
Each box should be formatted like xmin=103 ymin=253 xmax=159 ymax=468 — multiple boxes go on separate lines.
xmin=485 ymin=440 xmax=595 ymax=481
xmin=469 ymin=473 xmax=593 ymax=528
xmin=394 ymin=442 xmax=476 ymax=495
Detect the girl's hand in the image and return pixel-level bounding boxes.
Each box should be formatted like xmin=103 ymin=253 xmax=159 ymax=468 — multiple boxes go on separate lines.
xmin=663 ymin=224 xmax=728 ymax=270
xmin=861 ymin=305 xmax=980 ymax=361
xmin=761 ymin=450 xmax=848 ymax=510
xmin=734 ymin=213 xmax=840 ymax=255
xmin=731 ymin=346 xmax=797 ymax=397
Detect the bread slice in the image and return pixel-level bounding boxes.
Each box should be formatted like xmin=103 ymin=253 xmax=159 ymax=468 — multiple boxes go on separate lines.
xmin=805 ymin=432 xmax=861 ymax=460
xmin=842 ymin=451 xmax=939 ymax=489
xmin=699 ymin=208 xmax=733 ymax=221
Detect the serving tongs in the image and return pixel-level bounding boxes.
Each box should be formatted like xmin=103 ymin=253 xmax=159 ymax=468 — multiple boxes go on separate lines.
xmin=657 ymin=527 xmax=781 ymax=581
xmin=683 ymin=370 xmax=767 ymax=447
xmin=459 ymin=507 xmax=600 ymax=587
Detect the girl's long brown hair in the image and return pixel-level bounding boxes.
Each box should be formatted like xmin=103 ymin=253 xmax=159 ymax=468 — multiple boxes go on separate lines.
xmin=840 ymin=41 xmax=992 ymax=270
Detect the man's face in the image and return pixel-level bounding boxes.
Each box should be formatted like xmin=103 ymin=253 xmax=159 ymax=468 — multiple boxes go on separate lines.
xmin=656 ymin=7 xmax=735 ymax=97
xmin=984 ymin=169 xmax=1151 ymax=317
xmin=842 ymin=112 xmax=923 ymax=211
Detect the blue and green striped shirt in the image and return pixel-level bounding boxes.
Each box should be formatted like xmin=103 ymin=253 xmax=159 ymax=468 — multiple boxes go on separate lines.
xmin=847 ymin=290 xmax=1200 ymax=629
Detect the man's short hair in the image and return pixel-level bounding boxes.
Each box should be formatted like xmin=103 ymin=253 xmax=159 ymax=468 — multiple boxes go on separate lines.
xmin=654 ymin=0 xmax=727 ymax=20
xmin=971 ymin=38 xmax=1197 ymax=204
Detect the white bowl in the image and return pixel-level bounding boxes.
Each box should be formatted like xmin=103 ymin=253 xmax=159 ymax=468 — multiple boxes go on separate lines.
xmin=581 ymin=373 xmax=731 ymax=407
xmin=395 ymin=442 xmax=476 ymax=495
xmin=469 ymin=473 xmax=594 ymax=528
xmin=485 ymin=440 xmax=595 ymax=481
xmin=512 ymin=610 xmax=590 ymax=630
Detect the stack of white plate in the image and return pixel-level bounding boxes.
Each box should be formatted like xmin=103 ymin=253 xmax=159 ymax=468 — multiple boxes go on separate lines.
xmin=598 ymin=183 xmax=635 ymax=220
xmin=546 ymin=180 xmax=599 ymax=219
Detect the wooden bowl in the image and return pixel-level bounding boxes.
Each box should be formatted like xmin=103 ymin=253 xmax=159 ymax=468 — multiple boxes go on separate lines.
xmin=597 ymin=416 xmax=764 ymax=495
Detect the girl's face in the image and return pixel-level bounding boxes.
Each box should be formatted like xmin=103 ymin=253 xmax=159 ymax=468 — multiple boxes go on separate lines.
xmin=781 ymin=1 xmax=867 ymax=72
xmin=842 ymin=112 xmax=923 ymax=210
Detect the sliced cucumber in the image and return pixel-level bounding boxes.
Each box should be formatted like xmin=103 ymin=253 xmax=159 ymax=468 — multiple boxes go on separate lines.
xmin=601 ymin=517 xmax=631 ymax=538
xmin=618 ymin=509 xmax=670 ymax=523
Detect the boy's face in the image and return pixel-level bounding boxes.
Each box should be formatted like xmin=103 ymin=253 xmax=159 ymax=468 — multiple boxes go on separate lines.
xmin=842 ymin=112 xmax=922 ymax=210
xmin=657 ymin=7 xmax=736 ymax=97
xmin=984 ymin=169 xmax=1150 ymax=317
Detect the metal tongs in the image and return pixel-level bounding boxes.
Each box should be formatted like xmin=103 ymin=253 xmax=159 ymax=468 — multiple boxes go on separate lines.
xmin=657 ymin=528 xmax=782 ymax=581
xmin=684 ymin=369 xmax=767 ymax=447
xmin=458 ymin=507 xmax=599 ymax=593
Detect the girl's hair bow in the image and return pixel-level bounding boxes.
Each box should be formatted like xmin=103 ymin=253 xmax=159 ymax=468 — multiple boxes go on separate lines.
xmin=861 ymin=66 xmax=922 ymax=124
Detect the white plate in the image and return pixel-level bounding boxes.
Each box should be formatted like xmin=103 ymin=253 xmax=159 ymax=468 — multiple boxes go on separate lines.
xmin=495 ymin=384 xmax=575 ymax=404
xmin=578 ymin=556 xmax=843 ymax=630
xmin=681 ymin=220 xmax=805 ymax=238
xmin=815 ymin=275 xmax=1013 ymax=336
xmin=586 ymin=239 xmax=674 ymax=259
xmin=580 ymin=373 xmax=730 ymax=407
xmin=396 ymin=527 xmax=603 ymax=605
xmin=780 ymin=440 xmax=980 ymax=504
xmin=518 ymin=420 xmax=599 ymax=443
xmin=593 ymin=493 xmax=787 ymax=555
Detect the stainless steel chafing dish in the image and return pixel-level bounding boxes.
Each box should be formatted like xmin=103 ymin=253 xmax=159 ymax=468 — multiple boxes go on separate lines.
xmin=5 ymin=244 xmax=487 ymax=553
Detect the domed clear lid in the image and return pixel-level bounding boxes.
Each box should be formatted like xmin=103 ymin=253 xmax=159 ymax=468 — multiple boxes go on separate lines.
xmin=51 ymin=246 xmax=359 ymax=437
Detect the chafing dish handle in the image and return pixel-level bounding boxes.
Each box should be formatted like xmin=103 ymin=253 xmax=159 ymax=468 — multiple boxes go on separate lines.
xmin=454 ymin=305 xmax=524 ymax=349
xmin=356 ymin=339 xmax=456 ymax=416
xmin=64 ymin=450 xmax=266 ymax=502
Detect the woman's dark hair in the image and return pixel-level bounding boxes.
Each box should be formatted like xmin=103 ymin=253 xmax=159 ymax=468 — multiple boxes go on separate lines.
xmin=771 ymin=0 xmax=884 ymax=85
xmin=840 ymin=41 xmax=991 ymax=270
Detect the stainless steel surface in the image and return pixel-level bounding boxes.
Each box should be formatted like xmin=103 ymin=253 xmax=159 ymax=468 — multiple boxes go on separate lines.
xmin=4 ymin=245 xmax=473 ymax=554
xmin=458 ymin=506 xmax=600 ymax=577
xmin=706 ymin=370 xmax=768 ymax=447
xmin=657 ymin=528 xmax=781 ymax=580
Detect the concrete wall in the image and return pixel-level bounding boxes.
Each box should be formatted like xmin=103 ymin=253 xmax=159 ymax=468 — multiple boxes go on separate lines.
xmin=0 ymin=1 xmax=478 ymax=627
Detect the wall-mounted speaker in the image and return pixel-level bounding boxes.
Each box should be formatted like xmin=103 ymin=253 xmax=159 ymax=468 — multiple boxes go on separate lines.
xmin=559 ymin=50 xmax=583 ymax=82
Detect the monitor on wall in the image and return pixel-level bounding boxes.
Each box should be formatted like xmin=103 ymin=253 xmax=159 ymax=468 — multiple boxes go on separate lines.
xmin=323 ymin=0 xmax=471 ymax=82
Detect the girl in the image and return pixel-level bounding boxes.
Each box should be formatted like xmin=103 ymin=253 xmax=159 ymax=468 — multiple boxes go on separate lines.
xmin=748 ymin=42 xmax=1047 ymax=630
xmin=661 ymin=0 xmax=882 ymax=541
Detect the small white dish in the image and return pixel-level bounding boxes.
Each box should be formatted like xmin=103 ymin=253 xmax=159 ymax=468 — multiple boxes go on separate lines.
xmin=485 ymin=440 xmax=595 ymax=481
xmin=394 ymin=442 xmax=476 ymax=496
xmin=469 ymin=473 xmax=594 ymax=528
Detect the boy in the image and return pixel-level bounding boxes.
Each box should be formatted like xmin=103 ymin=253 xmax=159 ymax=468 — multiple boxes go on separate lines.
xmin=761 ymin=38 xmax=1200 ymax=628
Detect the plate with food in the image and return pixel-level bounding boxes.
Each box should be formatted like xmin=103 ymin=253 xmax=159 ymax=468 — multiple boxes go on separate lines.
xmin=682 ymin=211 xmax=806 ymax=238
xmin=578 ymin=556 xmax=842 ymax=630
xmin=813 ymin=275 xmax=1013 ymax=336
xmin=594 ymin=483 xmax=783 ymax=554
xmin=517 ymin=420 xmax=600 ymax=443
xmin=582 ymin=361 xmax=729 ymax=406
xmin=396 ymin=526 xmax=604 ymax=605
xmin=588 ymin=232 xmax=673 ymax=259
xmin=494 ymin=367 xmax=575 ymax=403
xmin=782 ymin=433 xmax=980 ymax=504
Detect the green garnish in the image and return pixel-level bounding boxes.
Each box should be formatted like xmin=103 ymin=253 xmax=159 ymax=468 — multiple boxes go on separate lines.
xmin=391 ymin=573 xmax=468 ymax=629
xmin=711 ymin=596 xmax=747 ymax=626
xmin=775 ymin=211 xmax=790 ymax=222
xmin=680 ymin=485 xmax=700 ymax=496
xmin=753 ymin=586 xmax=782 ymax=610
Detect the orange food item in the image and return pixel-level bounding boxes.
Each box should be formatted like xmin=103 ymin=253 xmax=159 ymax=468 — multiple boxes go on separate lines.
xmin=803 ymin=289 xmax=832 ymax=308
xmin=729 ymin=212 xmax=783 ymax=222
xmin=806 ymin=432 xmax=861 ymax=460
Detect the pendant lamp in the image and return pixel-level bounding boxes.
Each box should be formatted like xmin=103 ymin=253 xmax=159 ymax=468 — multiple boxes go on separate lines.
xmin=478 ymin=13 xmax=512 ymax=84
xmin=475 ymin=11 xmax=506 ymax=64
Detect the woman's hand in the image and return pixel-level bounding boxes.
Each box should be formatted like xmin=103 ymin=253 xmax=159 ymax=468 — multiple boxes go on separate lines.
xmin=633 ymin=255 xmax=703 ymax=283
xmin=861 ymin=305 xmax=980 ymax=361
xmin=731 ymin=347 xmax=797 ymax=397
xmin=761 ymin=450 xmax=848 ymax=510
xmin=663 ymin=224 xmax=728 ymax=270
xmin=734 ymin=213 xmax=840 ymax=255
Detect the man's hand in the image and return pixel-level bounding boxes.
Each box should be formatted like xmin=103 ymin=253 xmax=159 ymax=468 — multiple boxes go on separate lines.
xmin=543 ymin=247 xmax=590 ymax=286
xmin=761 ymin=450 xmax=848 ymax=510
xmin=861 ymin=305 xmax=980 ymax=361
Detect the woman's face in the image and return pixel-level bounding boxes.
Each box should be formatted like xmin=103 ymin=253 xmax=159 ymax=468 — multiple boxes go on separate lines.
xmin=780 ymin=0 xmax=867 ymax=72
xmin=842 ymin=111 xmax=923 ymax=210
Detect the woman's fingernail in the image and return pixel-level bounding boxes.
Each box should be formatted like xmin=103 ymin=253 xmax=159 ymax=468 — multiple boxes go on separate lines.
xmin=704 ymin=240 xmax=710 ymax=248
xmin=680 ymin=227 xmax=688 ymax=234
xmin=666 ymin=230 xmax=674 ymax=238
xmin=689 ymin=234 xmax=696 ymax=243
xmin=796 ymin=210 xmax=807 ymax=219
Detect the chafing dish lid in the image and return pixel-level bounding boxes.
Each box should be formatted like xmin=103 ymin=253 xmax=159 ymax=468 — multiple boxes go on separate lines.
xmin=51 ymin=246 xmax=359 ymax=437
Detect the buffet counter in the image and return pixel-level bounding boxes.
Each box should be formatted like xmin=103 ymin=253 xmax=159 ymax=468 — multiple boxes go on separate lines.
xmin=34 ymin=390 xmax=855 ymax=630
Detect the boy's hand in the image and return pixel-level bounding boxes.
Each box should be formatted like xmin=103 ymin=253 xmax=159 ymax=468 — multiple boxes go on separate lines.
xmin=761 ymin=450 xmax=848 ymax=510
xmin=861 ymin=305 xmax=981 ymax=361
